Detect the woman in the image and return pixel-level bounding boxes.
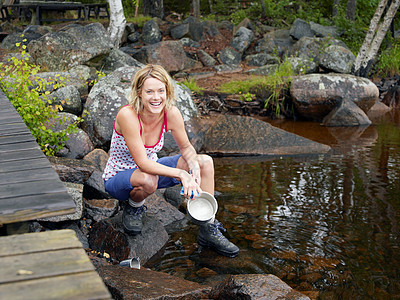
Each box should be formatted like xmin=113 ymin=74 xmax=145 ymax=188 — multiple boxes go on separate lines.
xmin=102 ymin=64 xmax=239 ymax=258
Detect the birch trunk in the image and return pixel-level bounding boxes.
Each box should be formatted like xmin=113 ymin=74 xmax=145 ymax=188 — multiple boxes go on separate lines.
xmin=352 ymin=0 xmax=388 ymax=76
xmin=108 ymin=0 xmax=126 ymax=48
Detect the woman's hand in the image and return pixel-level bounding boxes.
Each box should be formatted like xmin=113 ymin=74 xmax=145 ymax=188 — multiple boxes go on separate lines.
xmin=180 ymin=169 xmax=202 ymax=199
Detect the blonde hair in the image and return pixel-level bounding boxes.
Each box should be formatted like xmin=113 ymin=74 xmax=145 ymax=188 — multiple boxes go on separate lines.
xmin=128 ymin=64 xmax=176 ymax=113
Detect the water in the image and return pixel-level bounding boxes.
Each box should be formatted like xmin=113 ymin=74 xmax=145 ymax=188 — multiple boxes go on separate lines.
xmin=146 ymin=110 xmax=400 ymax=299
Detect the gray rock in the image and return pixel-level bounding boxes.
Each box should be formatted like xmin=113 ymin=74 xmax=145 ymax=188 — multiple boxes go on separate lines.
xmin=322 ymin=99 xmax=372 ymax=126
xmin=68 ymin=65 xmax=97 ymax=82
xmin=320 ymin=44 xmax=356 ymax=74
xmin=197 ymin=49 xmax=217 ymax=67
xmin=219 ymin=47 xmax=241 ymax=65
xmin=255 ymin=29 xmax=294 ymax=57
xmin=291 ymin=73 xmax=379 ymax=122
xmin=127 ymin=31 xmax=140 ymax=43
xmin=286 ymin=56 xmax=318 ymax=74
xmin=204 ymin=114 xmax=331 ymax=156
xmin=171 ymin=23 xmax=189 ymax=39
xmin=182 ymin=16 xmax=204 ymax=41
xmin=38 ymin=182 xmax=83 ymax=222
xmin=62 ymin=128 xmax=94 ymax=159
xmin=179 ymin=37 xmax=201 ymax=48
xmin=209 ymin=274 xmax=310 ymax=300
xmin=1 ymin=31 xmax=42 ymax=50
xmin=244 ymin=53 xmax=279 ymax=66
xmin=100 ymin=49 xmax=145 ymax=73
xmin=290 ymin=18 xmax=314 ymax=40
xmin=48 ymin=156 xmax=96 ymax=184
xmin=27 ymin=23 xmax=113 ymax=71
xmin=310 ymin=21 xmax=341 ymax=38
xmin=83 ymin=169 xmax=110 ymax=199
xmin=145 ymin=191 xmax=186 ymax=226
xmin=49 ymin=85 xmax=82 ymax=115
xmin=229 ymin=26 xmax=254 ymax=54
xmin=83 ymin=148 xmax=109 ymax=173
xmin=142 ymin=19 xmax=162 ymax=45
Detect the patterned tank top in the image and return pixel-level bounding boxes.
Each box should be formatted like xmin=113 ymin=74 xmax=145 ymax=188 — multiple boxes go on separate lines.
xmin=102 ymin=110 xmax=167 ymax=181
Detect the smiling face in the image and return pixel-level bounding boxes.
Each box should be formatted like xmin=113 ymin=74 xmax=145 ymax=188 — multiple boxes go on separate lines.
xmin=140 ymin=77 xmax=167 ymax=115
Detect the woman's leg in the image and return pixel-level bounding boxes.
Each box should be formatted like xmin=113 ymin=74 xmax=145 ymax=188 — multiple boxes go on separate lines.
xmin=129 ymin=169 xmax=158 ymax=203
xmin=176 ymin=154 xmax=215 ymax=194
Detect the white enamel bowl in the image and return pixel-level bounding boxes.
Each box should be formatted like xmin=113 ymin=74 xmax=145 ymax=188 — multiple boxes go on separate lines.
xmin=187 ymin=192 xmax=218 ymax=225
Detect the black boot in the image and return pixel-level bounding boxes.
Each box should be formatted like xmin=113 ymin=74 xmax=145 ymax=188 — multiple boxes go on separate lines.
xmin=198 ymin=220 xmax=239 ymax=258
xmin=122 ymin=202 xmax=147 ymax=235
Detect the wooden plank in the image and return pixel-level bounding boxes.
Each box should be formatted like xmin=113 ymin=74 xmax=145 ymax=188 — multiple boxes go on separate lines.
xmin=0 ymin=156 xmax=51 ymax=173
xmin=0 ymin=230 xmax=82 ymax=257
xmin=0 ymin=123 xmax=31 ymax=136
xmin=0 ymin=133 xmax=36 ymax=145
xmin=0 ymin=148 xmax=45 ymax=162
xmin=0 ymin=140 xmax=40 ymax=152
xmin=0 ymin=248 xmax=94 ymax=284
xmin=0 ymin=167 xmax=59 ymax=185
xmin=0 ymin=179 xmax=67 ymax=199
xmin=0 ymin=271 xmax=111 ymax=300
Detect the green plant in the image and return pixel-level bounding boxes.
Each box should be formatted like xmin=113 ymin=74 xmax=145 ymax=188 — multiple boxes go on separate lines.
xmin=0 ymin=36 xmax=82 ymax=156
xmin=229 ymin=9 xmax=247 ymax=25
xmin=376 ymin=43 xmax=400 ymax=77
xmin=125 ymin=15 xmax=152 ymax=26
xmin=179 ymin=78 xmax=204 ymax=95
xmin=239 ymin=92 xmax=255 ymax=102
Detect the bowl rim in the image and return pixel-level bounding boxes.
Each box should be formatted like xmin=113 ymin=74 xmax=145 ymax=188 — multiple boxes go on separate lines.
xmin=187 ymin=192 xmax=218 ymax=221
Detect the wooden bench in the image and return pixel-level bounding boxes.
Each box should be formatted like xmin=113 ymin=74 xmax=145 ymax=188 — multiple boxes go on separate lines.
xmin=0 ymin=89 xmax=76 ymax=225
xmin=0 ymin=229 xmax=112 ymax=299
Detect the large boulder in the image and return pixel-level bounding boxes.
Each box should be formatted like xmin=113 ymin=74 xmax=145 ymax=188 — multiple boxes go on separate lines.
xmin=319 ymin=44 xmax=355 ymax=74
xmin=27 ymin=23 xmax=113 ymax=71
xmin=322 ymin=99 xmax=372 ymax=126
xmin=209 ymin=274 xmax=310 ymax=299
xmin=290 ymin=18 xmax=314 ymax=40
xmin=133 ymin=40 xmax=202 ymax=73
xmin=203 ymin=114 xmax=331 ymax=156
xmin=82 ymin=66 xmax=198 ymax=148
xmin=291 ymin=73 xmax=379 ymax=122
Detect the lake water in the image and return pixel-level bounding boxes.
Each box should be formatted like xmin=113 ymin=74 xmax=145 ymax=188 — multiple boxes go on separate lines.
xmin=147 ymin=109 xmax=400 ymax=299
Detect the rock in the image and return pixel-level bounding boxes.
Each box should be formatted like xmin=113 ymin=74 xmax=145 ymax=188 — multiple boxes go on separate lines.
xmin=290 ymin=18 xmax=314 ymax=40
xmin=182 ymin=16 xmax=204 ymax=42
xmin=286 ymin=57 xmax=318 ymax=74
xmin=219 ymin=47 xmax=241 ymax=66
xmin=134 ymin=40 xmax=202 ymax=73
xmin=145 ymin=191 xmax=186 ymax=226
xmin=244 ymin=53 xmax=279 ymax=67
xmin=142 ymin=19 xmax=162 ymax=45
xmin=163 ymin=185 xmax=184 ymax=208
xmin=30 ymin=71 xmax=88 ymax=96
xmin=83 ymin=169 xmax=110 ymax=199
xmin=322 ymin=99 xmax=372 ymax=126
xmin=197 ymin=49 xmax=217 ymax=67
xmin=99 ymin=49 xmax=145 ymax=73
xmin=209 ymin=274 xmax=310 ymax=299
xmin=48 ymin=156 xmax=96 ymax=184
xmin=82 ymin=66 xmax=198 ymax=148
xmin=1 ymin=31 xmax=42 ymax=50
xmin=255 ymin=29 xmax=294 ymax=57
xmin=84 ymin=198 xmax=119 ymax=222
xmin=179 ymin=37 xmax=201 ymax=48
xmin=27 ymin=23 xmax=113 ymax=71
xmin=83 ymin=149 xmax=109 ymax=173
xmin=382 ymin=85 xmax=400 ymax=108
xmin=291 ymin=73 xmax=379 ymax=121
xmin=310 ymin=21 xmax=341 ymax=38
xmin=203 ymin=114 xmax=331 ymax=156
xmin=229 ymin=26 xmax=254 ymax=54
xmin=49 ymin=85 xmax=82 ymax=115
xmin=88 ymin=212 xmax=168 ymax=264
xmin=171 ymin=23 xmax=189 ymax=39
xmin=320 ymin=44 xmax=355 ymax=74
xmin=38 ymin=182 xmax=83 ymax=222
xmin=245 ymin=64 xmax=278 ymax=76
xmin=62 ymin=128 xmax=94 ymax=159
xmin=97 ymin=266 xmax=211 ymax=299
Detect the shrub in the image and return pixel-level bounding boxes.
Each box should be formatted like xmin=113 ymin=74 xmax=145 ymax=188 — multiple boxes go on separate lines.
xmin=376 ymin=43 xmax=400 ymax=77
xmin=0 ymin=36 xmax=83 ymax=156
xmin=179 ymin=78 xmax=204 ymax=95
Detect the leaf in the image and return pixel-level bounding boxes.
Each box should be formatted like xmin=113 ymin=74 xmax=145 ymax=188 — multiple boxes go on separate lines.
xmin=17 ymin=269 xmax=33 ymax=275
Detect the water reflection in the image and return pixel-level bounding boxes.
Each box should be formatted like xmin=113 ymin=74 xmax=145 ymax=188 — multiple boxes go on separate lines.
xmin=148 ymin=110 xmax=400 ymax=299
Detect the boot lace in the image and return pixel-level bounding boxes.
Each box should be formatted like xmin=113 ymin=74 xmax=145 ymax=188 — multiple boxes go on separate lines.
xmin=210 ymin=222 xmax=227 ymax=239
xmin=127 ymin=204 xmax=147 ymax=217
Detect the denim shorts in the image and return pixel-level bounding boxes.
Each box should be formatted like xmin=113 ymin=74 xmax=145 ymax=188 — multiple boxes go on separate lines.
xmin=104 ymin=154 xmax=182 ymax=201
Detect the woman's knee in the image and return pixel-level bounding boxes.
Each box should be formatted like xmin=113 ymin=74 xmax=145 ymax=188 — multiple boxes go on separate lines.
xmin=198 ymin=154 xmax=214 ymax=173
xmin=132 ymin=172 xmax=158 ymax=194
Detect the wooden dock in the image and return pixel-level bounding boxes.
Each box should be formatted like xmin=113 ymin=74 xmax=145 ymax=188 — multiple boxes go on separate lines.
xmin=0 ymin=229 xmax=111 ymax=299
xmin=0 ymin=89 xmax=76 ymax=225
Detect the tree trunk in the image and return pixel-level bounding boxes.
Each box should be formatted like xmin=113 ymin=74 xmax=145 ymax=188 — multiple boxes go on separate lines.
xmin=192 ymin=0 xmax=200 ymax=19
xmin=143 ymin=0 xmax=164 ymax=19
xmin=346 ymin=0 xmax=357 ymax=21
xmin=135 ymin=0 xmax=139 ymax=17
xmin=107 ymin=0 xmax=126 ymax=48
xmin=260 ymin=0 xmax=266 ymax=19
xmin=352 ymin=0 xmax=398 ymax=77
xmin=332 ymin=0 xmax=340 ymax=17
xmin=208 ymin=0 xmax=214 ymax=14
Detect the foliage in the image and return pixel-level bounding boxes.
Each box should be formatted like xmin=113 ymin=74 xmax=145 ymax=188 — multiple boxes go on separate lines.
xmin=376 ymin=42 xmax=400 ymax=77
xmin=179 ymin=78 xmax=204 ymax=95
xmin=0 ymin=36 xmax=83 ymax=156
xmin=218 ymin=58 xmax=296 ymax=116
xmin=229 ymin=9 xmax=247 ymax=25
xmin=125 ymin=14 xmax=152 ymax=26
